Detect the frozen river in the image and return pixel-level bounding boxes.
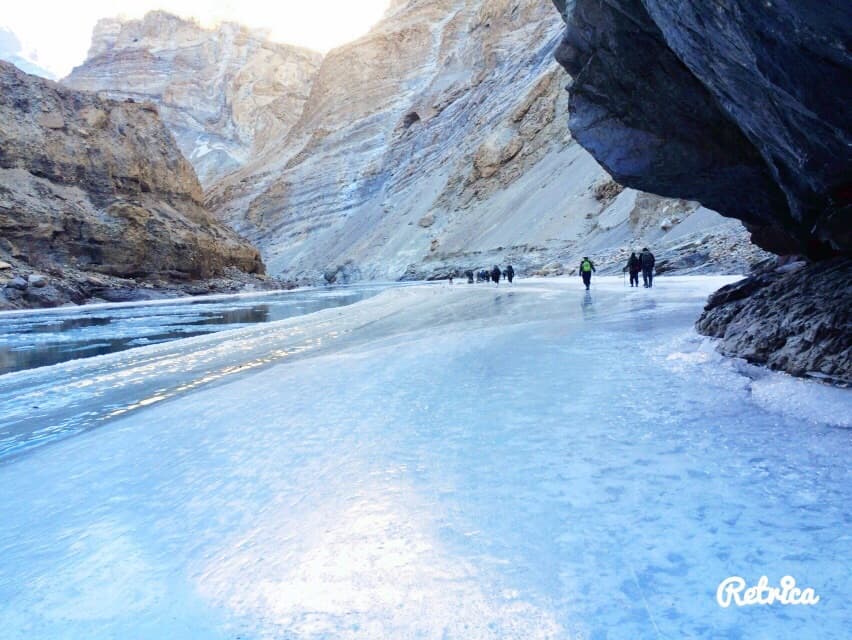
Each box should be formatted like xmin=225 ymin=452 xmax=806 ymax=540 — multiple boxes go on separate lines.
xmin=0 ymin=283 xmax=393 ymax=376
xmin=0 ymin=277 xmax=849 ymax=638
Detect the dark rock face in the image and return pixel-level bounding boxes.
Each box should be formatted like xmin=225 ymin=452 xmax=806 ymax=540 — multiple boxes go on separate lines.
xmin=696 ymin=259 xmax=851 ymax=381
xmin=551 ymin=0 xmax=851 ymax=258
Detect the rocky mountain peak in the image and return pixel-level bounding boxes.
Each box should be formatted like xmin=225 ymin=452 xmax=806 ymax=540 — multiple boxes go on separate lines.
xmin=65 ymin=11 xmax=323 ymax=187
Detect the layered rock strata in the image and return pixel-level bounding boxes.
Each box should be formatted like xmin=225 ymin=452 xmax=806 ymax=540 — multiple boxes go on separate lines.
xmin=0 ymin=60 xmax=264 ymax=308
xmin=697 ymin=259 xmax=851 ymax=383
xmin=207 ymin=0 xmax=750 ymax=283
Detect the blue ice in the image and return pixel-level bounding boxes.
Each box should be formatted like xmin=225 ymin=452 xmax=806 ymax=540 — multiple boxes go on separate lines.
xmin=0 ymin=277 xmax=848 ymax=639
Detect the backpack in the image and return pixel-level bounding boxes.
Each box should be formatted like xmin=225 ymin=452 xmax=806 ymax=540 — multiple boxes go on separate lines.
xmin=582 ymin=259 xmax=592 ymax=273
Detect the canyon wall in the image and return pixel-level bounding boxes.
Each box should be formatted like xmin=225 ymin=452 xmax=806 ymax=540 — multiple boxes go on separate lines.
xmin=206 ymin=0 xmax=753 ymax=283
xmin=64 ymin=11 xmax=322 ymax=187
xmin=58 ymin=3 xmax=770 ymax=287
xmin=0 ymin=60 xmax=263 ymax=305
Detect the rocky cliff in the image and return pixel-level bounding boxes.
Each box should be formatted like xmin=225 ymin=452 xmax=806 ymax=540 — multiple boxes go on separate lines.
xmin=64 ymin=11 xmax=322 ymax=187
xmin=551 ymin=0 xmax=851 ymax=379
xmin=0 ymin=60 xmax=264 ymax=308
xmin=206 ymin=0 xmax=759 ymax=284
xmin=696 ymin=258 xmax=851 ymax=383
xmin=552 ymin=0 xmax=851 ymax=259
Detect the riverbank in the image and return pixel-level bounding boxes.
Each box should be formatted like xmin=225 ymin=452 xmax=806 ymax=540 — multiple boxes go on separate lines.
xmin=0 ymin=255 xmax=295 ymax=311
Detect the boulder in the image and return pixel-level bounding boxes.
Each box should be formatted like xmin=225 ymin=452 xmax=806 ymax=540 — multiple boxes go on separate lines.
xmin=27 ymin=274 xmax=48 ymax=288
xmin=534 ymin=261 xmax=565 ymax=277
xmin=6 ymin=276 xmax=27 ymax=290
xmin=3 ymin=286 xmax=23 ymax=301
xmin=323 ymin=262 xmax=361 ymax=285
xmin=23 ymin=284 xmax=66 ymax=308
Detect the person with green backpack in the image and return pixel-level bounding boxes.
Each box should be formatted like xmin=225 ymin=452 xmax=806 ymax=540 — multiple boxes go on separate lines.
xmin=579 ymin=256 xmax=596 ymax=290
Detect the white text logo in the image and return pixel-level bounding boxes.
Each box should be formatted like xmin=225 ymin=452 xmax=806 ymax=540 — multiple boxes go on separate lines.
xmin=716 ymin=575 xmax=820 ymax=607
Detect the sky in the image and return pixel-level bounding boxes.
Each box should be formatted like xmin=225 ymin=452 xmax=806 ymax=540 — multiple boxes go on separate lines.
xmin=0 ymin=0 xmax=391 ymax=79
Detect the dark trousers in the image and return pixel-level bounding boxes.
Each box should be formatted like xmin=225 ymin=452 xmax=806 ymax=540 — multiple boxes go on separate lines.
xmin=629 ymin=271 xmax=639 ymax=287
xmin=582 ymin=272 xmax=592 ymax=289
xmin=642 ymin=267 xmax=653 ymax=287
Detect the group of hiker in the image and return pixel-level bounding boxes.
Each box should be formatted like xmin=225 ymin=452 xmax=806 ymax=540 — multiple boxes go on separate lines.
xmin=579 ymin=247 xmax=656 ymax=290
xmin=458 ymin=265 xmax=515 ymax=284
xmin=622 ymin=247 xmax=656 ymax=288
xmin=447 ymin=247 xmax=655 ymax=290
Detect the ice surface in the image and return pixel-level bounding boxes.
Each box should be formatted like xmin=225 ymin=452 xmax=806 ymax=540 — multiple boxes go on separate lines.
xmin=0 ymin=277 xmax=849 ymax=639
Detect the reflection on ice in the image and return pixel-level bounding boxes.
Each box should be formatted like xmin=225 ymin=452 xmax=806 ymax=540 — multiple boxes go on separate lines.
xmin=199 ymin=476 xmax=563 ymax=639
xmin=0 ymin=283 xmax=389 ymax=375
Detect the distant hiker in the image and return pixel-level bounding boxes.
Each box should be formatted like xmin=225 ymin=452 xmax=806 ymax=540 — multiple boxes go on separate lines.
xmin=448 ymin=270 xmax=455 ymax=284
xmin=579 ymin=256 xmax=596 ymax=290
xmin=491 ymin=265 xmax=501 ymax=284
xmin=506 ymin=264 xmax=515 ymax=283
xmin=465 ymin=269 xmax=474 ymax=284
xmin=640 ymin=248 xmax=656 ymax=288
xmin=624 ymin=252 xmax=641 ymax=287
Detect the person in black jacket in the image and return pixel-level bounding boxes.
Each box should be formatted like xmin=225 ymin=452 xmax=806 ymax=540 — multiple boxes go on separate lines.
xmin=491 ymin=265 xmax=501 ymax=284
xmin=623 ymin=252 xmax=641 ymax=287
xmin=640 ymin=248 xmax=656 ymax=287
xmin=506 ymin=264 xmax=515 ymax=283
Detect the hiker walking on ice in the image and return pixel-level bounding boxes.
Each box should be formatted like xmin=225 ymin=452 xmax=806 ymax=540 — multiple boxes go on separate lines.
xmin=506 ymin=264 xmax=515 ymax=283
xmin=624 ymin=252 xmax=640 ymax=287
xmin=579 ymin=256 xmax=595 ymax=290
xmin=640 ymin=248 xmax=655 ymax=288
xmin=491 ymin=265 xmax=501 ymax=284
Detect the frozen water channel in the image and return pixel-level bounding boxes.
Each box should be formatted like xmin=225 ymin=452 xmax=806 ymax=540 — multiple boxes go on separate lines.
xmin=0 ymin=283 xmax=392 ymax=376
xmin=0 ymin=277 xmax=849 ymax=639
